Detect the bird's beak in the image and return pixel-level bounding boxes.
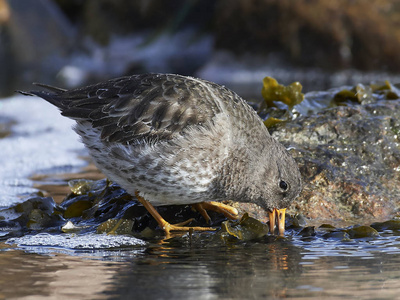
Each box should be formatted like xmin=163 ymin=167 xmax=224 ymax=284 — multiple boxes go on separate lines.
xmin=268 ymin=208 xmax=286 ymax=236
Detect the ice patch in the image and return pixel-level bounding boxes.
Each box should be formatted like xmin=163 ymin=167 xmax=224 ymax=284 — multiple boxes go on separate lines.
xmin=7 ymin=232 xmax=146 ymax=249
xmin=0 ymin=95 xmax=87 ymax=206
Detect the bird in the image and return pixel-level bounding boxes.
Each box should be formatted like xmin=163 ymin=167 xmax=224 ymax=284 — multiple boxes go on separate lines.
xmin=21 ymin=73 xmax=302 ymax=236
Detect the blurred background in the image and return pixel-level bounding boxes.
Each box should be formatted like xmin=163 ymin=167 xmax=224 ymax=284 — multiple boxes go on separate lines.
xmin=1 ymin=0 xmax=400 ymax=99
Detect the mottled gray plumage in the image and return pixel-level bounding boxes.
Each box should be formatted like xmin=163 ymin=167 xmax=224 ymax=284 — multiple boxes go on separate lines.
xmin=24 ymin=73 xmax=302 ymax=213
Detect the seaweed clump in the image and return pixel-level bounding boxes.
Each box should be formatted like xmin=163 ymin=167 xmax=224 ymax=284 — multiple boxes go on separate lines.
xmin=260 ymin=77 xmax=304 ymax=127
xmin=332 ymin=81 xmax=400 ymax=106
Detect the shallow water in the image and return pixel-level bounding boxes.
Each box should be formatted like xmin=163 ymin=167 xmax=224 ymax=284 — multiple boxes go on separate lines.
xmin=2 ymin=230 xmax=400 ymax=299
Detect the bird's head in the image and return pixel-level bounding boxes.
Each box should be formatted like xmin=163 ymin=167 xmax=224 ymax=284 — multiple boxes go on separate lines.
xmin=253 ymin=139 xmax=302 ymax=235
xmin=228 ymin=137 xmax=302 ymax=236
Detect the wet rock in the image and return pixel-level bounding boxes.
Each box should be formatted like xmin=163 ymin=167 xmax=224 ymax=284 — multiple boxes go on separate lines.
xmin=346 ymin=225 xmax=379 ymax=239
xmin=286 ymin=214 xmax=308 ymax=229
xmin=219 ymin=213 xmax=269 ymax=242
xmin=321 ymin=230 xmax=350 ymax=241
xmin=315 ymin=223 xmax=378 ymax=240
xmin=371 ymin=220 xmax=400 ymax=232
xmin=230 ymin=80 xmax=400 ymax=226
xmin=272 ymin=87 xmax=400 ymax=224
xmin=298 ymin=226 xmax=316 ymax=237
xmin=0 ymin=195 xmax=64 ymax=235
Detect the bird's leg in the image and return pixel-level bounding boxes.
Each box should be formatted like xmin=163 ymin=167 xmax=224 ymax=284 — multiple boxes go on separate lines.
xmin=268 ymin=208 xmax=286 ymax=236
xmin=193 ymin=201 xmax=239 ymax=223
xmin=134 ymin=191 xmax=215 ymax=235
xmin=192 ymin=203 xmax=212 ymax=223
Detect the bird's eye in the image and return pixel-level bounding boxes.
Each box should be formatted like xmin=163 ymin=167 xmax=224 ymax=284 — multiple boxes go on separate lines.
xmin=279 ymin=180 xmax=288 ymax=191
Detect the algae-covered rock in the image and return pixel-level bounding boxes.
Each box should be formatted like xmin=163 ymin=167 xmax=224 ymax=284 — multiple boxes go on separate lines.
xmin=333 ymin=84 xmax=375 ymax=105
xmin=219 ymin=213 xmax=269 ymax=242
xmin=346 ymin=225 xmax=379 ymax=239
xmin=332 ymin=81 xmax=400 ymax=106
xmin=63 ymin=199 xmax=93 ymax=218
xmin=371 ymin=220 xmax=400 ymax=232
xmin=0 ymin=195 xmax=64 ymax=235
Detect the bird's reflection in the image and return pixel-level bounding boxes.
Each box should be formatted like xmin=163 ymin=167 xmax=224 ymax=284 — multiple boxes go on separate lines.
xmin=104 ymin=235 xmax=304 ymax=299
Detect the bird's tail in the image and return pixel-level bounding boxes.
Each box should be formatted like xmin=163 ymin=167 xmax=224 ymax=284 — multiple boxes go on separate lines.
xmin=17 ymin=83 xmax=67 ymax=109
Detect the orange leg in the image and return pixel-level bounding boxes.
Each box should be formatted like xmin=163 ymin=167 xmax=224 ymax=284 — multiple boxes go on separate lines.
xmin=135 ymin=191 xmax=215 ymax=235
xmin=193 ymin=201 xmax=239 ymax=223
xmin=268 ymin=208 xmax=286 ymax=236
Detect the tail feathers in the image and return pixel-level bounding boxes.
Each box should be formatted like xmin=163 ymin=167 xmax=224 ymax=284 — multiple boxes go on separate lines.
xmin=17 ymin=83 xmax=67 ymax=109
xmin=17 ymin=83 xmax=66 ymax=96
xmin=32 ymin=83 xmax=67 ymax=93
xmin=17 ymin=90 xmax=36 ymax=97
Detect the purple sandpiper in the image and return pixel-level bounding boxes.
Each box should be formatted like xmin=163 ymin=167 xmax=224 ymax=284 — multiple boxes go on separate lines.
xmin=21 ymin=73 xmax=302 ymax=235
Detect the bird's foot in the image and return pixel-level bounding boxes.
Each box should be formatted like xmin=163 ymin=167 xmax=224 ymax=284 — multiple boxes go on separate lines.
xmin=134 ymin=191 xmax=215 ymax=236
xmin=193 ymin=201 xmax=239 ymax=223
xmin=161 ymin=218 xmax=215 ymax=235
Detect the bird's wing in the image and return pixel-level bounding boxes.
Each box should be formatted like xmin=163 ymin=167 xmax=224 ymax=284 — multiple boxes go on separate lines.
xmin=28 ymin=74 xmax=225 ymax=144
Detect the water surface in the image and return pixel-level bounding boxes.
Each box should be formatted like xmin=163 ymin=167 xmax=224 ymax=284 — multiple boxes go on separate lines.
xmin=2 ymin=229 xmax=400 ymax=299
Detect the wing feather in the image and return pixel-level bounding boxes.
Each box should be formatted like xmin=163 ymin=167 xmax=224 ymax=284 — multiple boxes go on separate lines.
xmin=27 ymin=74 xmax=224 ymax=144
